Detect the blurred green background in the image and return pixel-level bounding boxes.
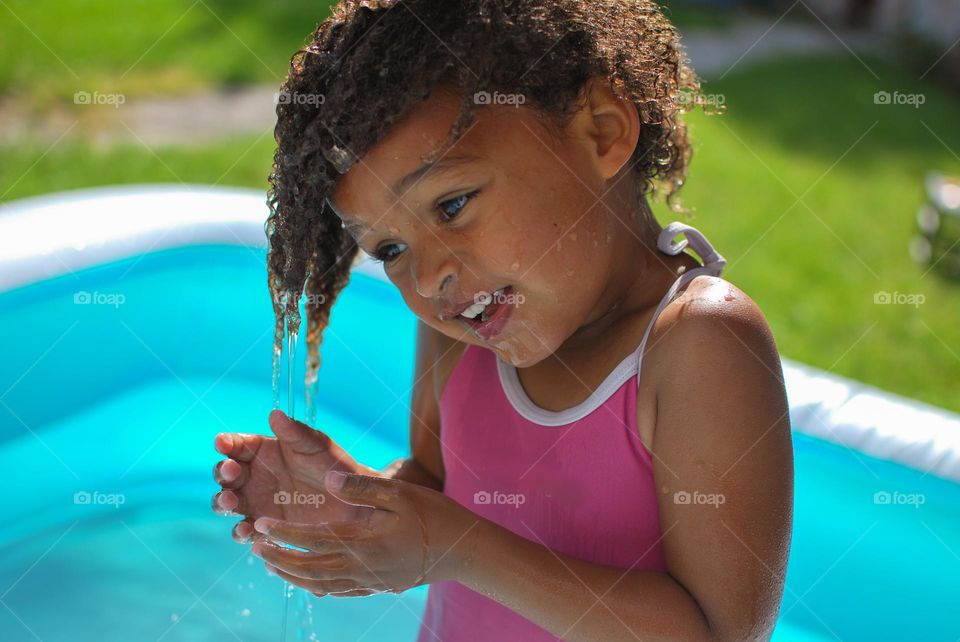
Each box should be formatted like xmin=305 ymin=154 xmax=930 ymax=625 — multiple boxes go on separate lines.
xmin=1 ymin=0 xmax=958 ymax=412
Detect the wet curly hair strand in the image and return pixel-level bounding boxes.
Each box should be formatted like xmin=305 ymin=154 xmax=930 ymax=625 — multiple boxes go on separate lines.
xmin=265 ymin=0 xmax=703 ymax=422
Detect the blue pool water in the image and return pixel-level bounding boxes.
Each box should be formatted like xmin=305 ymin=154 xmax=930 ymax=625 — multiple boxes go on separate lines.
xmin=1 ymin=245 xmax=958 ymax=641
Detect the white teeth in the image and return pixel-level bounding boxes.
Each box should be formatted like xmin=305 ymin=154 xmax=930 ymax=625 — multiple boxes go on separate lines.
xmin=460 ymin=302 xmax=486 ymax=319
xmin=459 ymin=287 xmax=508 ymax=321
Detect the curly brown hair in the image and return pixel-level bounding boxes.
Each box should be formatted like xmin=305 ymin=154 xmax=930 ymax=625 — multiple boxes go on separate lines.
xmin=266 ymin=0 xmax=702 ymax=420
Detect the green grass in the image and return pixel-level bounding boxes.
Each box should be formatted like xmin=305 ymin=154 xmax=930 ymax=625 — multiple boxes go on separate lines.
xmin=0 ymin=0 xmax=737 ymax=108
xmin=0 ymin=0 xmax=336 ymax=106
xmin=1 ymin=53 xmax=959 ymax=414
xmin=0 ymin=134 xmax=275 ymax=200
xmin=658 ymin=1 xmax=735 ymax=30
xmin=652 ymin=55 xmax=960 ymax=413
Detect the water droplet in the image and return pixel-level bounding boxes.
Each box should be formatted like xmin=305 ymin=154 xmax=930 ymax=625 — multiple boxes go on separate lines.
xmin=323 ymin=144 xmax=356 ymax=173
xmin=510 ymin=261 xmax=520 ymax=271
xmin=240 ymin=608 xmax=251 ymax=617
xmin=170 ymin=614 xmax=179 ymax=622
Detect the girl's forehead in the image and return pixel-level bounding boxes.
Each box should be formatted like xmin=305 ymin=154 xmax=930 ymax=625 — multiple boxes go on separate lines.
xmin=330 ymin=90 xmax=467 ymax=211
xmin=330 ymin=88 xmax=561 ymax=221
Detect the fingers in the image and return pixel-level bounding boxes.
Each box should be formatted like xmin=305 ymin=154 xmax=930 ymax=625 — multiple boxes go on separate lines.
xmin=212 ymin=489 xmax=244 ymax=515
xmin=324 ymin=471 xmax=405 ymax=510
xmin=253 ymin=539 xmax=353 ymax=581
xmin=253 ymin=517 xmax=372 ymax=552
xmin=326 ymin=588 xmax=380 ymax=598
xmin=264 ymin=563 xmax=385 ymax=597
xmin=232 ymin=518 xmax=260 ymax=544
xmin=214 ymin=432 xmax=266 ymax=462
xmin=268 ymin=410 xmax=338 ymax=458
xmin=213 ymin=458 xmax=248 ymax=489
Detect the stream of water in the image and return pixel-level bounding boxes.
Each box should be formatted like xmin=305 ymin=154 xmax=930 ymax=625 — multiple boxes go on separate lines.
xmin=272 ymin=320 xmax=319 ymax=641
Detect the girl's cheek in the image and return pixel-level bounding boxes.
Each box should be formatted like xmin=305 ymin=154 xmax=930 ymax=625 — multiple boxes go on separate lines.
xmin=399 ymin=285 xmax=427 ymax=318
xmin=387 ymin=272 xmax=421 ymax=312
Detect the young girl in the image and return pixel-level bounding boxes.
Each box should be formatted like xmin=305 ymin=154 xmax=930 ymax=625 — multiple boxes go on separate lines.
xmin=211 ymin=1 xmax=794 ymax=640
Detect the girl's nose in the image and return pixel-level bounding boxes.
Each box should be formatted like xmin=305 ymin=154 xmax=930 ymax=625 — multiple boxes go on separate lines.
xmin=413 ymin=250 xmax=457 ymax=299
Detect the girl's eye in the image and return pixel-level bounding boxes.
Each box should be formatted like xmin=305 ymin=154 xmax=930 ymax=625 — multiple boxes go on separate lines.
xmin=372 ymin=242 xmax=407 ymax=264
xmin=369 ymin=190 xmax=478 ymax=264
xmin=437 ymin=190 xmax=479 ymax=220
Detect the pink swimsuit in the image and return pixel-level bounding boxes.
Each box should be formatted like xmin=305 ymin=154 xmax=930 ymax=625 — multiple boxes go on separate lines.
xmin=416 ymin=223 xmax=726 ymax=641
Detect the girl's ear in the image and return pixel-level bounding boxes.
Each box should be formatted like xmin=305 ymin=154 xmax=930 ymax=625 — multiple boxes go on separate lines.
xmin=570 ymin=77 xmax=642 ymax=183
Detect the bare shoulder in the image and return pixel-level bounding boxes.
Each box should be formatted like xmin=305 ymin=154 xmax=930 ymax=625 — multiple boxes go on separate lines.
xmin=643 ymin=274 xmax=794 ymax=641
xmin=421 ymin=324 xmax=470 ymax=401
xmin=409 ymin=322 xmax=469 ymax=485
xmin=669 ymin=274 xmax=771 ymax=331
xmin=646 ymin=274 xmax=780 ymax=379
xmin=639 ymin=273 xmax=789 ymax=455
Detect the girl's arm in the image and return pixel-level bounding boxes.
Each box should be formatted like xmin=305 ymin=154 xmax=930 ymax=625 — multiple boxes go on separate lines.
xmin=380 ymin=320 xmax=468 ymax=491
xmin=456 ymin=294 xmax=793 ymax=642
xmin=253 ymin=292 xmax=791 ymax=639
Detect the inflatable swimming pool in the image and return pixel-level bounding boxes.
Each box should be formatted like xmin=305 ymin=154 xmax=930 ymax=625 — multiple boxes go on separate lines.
xmin=1 ymin=186 xmax=958 ymax=641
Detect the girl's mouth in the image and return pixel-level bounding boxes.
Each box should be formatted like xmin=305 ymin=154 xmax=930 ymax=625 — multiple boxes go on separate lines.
xmin=458 ymin=285 xmax=517 ymax=341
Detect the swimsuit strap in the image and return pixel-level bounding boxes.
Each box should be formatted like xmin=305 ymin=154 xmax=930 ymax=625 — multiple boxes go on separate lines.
xmin=656 ymin=221 xmax=727 ymax=276
xmin=635 ymin=222 xmax=727 ymax=379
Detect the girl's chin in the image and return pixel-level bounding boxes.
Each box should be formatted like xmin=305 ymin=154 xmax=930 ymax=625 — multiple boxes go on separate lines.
xmin=488 ymin=340 xmax=552 ymax=369
xmin=420 ymin=313 xmax=556 ymax=367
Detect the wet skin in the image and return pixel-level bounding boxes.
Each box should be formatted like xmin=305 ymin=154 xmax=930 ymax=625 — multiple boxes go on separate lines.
xmin=213 ymin=78 xmax=793 ymax=640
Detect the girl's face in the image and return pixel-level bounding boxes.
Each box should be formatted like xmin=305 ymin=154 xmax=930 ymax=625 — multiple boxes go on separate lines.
xmin=330 ymin=85 xmax=635 ymax=367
